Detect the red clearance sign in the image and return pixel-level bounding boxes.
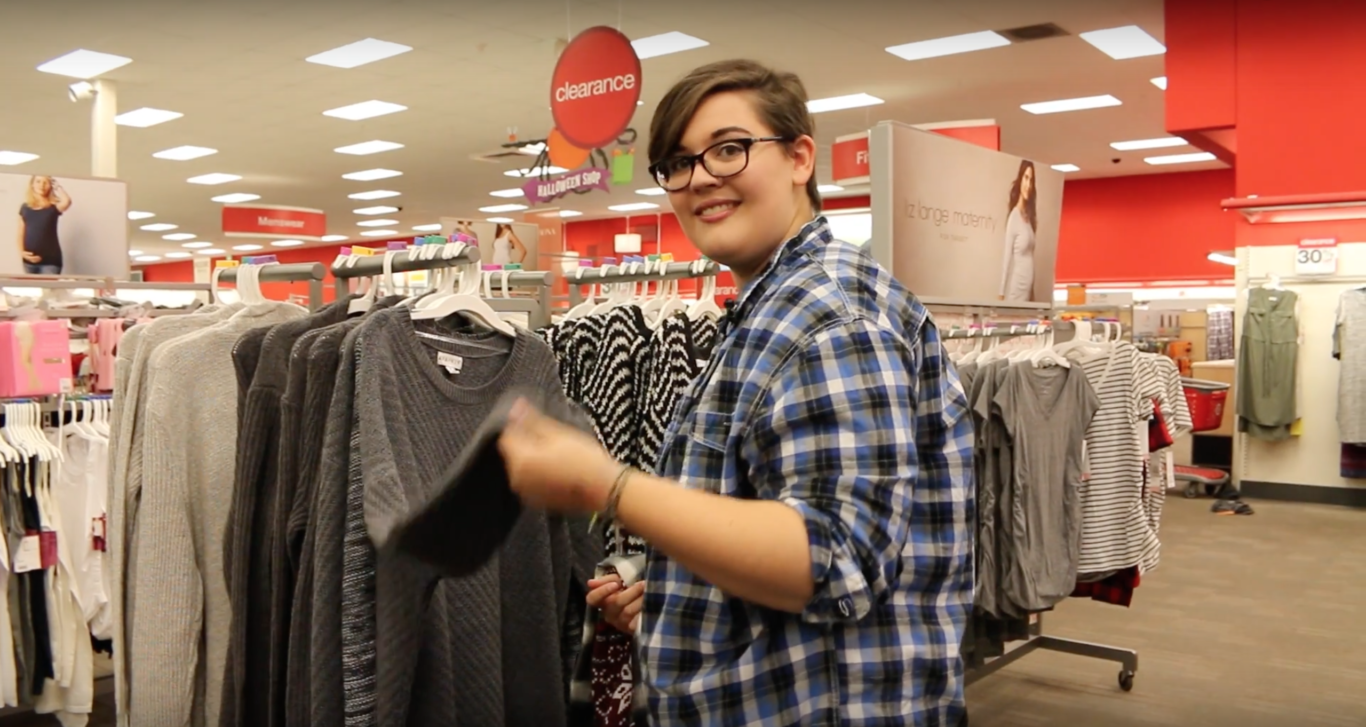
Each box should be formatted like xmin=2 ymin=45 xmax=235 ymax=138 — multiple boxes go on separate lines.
xmin=550 ymin=26 xmax=642 ymax=150
xmin=222 ymin=204 xmax=327 ymax=240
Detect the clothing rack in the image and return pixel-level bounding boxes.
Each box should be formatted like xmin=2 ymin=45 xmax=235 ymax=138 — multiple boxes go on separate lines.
xmin=566 ymin=260 xmax=719 ymax=307
xmin=330 ymin=245 xmax=483 ymax=297
xmin=482 ymin=270 xmax=555 ymax=330
xmin=1245 ymin=274 xmax=1366 ymax=286
xmin=965 ymin=614 xmax=1139 ymax=691
xmin=216 ymin=263 xmax=326 ymax=311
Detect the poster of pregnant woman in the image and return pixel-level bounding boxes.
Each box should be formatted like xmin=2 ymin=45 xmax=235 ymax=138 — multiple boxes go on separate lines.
xmin=0 ymin=173 xmax=129 ymax=278
xmin=439 ymin=218 xmax=540 ymax=268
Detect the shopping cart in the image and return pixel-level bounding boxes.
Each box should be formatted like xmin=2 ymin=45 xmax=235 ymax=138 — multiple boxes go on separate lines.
xmin=1175 ymin=378 xmax=1232 ymax=498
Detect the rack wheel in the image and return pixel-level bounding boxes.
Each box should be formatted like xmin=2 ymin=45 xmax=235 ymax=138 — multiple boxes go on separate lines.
xmin=1118 ymin=670 xmax=1135 ymax=692
xmin=1184 ymin=483 xmax=1201 ymax=499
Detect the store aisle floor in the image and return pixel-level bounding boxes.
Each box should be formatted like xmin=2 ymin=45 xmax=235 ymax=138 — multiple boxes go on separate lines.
xmin=967 ymin=495 xmax=1366 ymax=727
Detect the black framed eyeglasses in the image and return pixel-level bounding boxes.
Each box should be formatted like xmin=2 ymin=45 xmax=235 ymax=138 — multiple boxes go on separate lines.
xmin=649 ymin=136 xmax=789 ymax=191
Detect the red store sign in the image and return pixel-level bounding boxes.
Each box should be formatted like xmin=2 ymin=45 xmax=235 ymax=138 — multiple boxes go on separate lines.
xmin=830 ymin=121 xmax=1001 ymax=186
xmin=222 ymin=204 xmax=327 ymax=240
xmin=550 ymin=26 xmax=642 ymax=150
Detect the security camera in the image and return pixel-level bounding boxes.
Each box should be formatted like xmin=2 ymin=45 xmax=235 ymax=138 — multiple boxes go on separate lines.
xmin=68 ymin=81 xmax=95 ymax=103
xmin=395 ymin=206 xmax=404 ymax=212
xmin=1111 ymin=158 xmax=1121 ymax=164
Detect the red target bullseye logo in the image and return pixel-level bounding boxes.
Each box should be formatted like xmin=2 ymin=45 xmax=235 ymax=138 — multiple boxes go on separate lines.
xmin=550 ymin=26 xmax=642 ymax=151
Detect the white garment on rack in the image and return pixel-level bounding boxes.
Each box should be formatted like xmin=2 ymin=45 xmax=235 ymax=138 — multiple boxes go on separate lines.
xmin=0 ymin=499 xmax=17 ymax=708
xmin=998 ymin=207 xmax=1036 ymax=302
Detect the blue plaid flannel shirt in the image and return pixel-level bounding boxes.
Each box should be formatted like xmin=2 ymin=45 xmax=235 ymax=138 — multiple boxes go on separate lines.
xmin=642 ymin=217 xmax=975 ymax=726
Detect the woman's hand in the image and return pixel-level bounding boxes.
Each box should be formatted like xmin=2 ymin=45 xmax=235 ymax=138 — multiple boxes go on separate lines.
xmin=22 ymin=252 xmax=40 ymax=264
xmin=587 ymin=575 xmax=645 ymax=634
xmin=498 ymin=399 xmax=619 ymax=514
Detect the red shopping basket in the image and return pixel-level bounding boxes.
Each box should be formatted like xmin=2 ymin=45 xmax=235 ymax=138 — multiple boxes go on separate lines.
xmin=1182 ymin=378 xmax=1229 ymax=433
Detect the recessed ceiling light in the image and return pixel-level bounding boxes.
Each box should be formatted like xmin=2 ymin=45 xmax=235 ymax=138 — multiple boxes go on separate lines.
xmin=306 ymin=38 xmax=413 ymax=69
xmin=182 ymin=241 xmax=214 ymax=249
xmin=353 ymin=205 xmax=399 ymax=215
xmin=1144 ymin=152 xmax=1218 ymax=166
xmin=163 ymin=233 xmax=196 ymax=241
xmin=348 ymin=189 xmax=401 ymax=200
xmin=479 ymin=203 xmax=529 ymax=213
xmin=557 ymin=210 xmax=584 ymax=218
xmin=1051 ymin=164 xmax=1081 ymax=172
xmin=134 ymin=255 xmax=162 ymax=263
xmin=140 ymin=223 xmax=177 ymax=232
xmin=127 ymin=250 xmax=143 ymax=257
xmin=323 ymin=100 xmax=407 ymax=121
xmin=1151 ymin=76 xmax=1168 ymax=90
xmin=807 ymin=93 xmax=885 ymax=114
xmin=187 ymin=173 xmax=242 ymax=185
xmin=114 ymin=108 xmax=182 ymax=128
xmin=334 ymin=140 xmax=405 ymax=155
xmin=817 ymin=184 xmax=844 ymax=193
xmin=271 ymin=239 xmax=305 ymax=247
xmin=1079 ymin=25 xmax=1166 ymax=60
xmin=153 ymin=145 xmax=217 ymax=161
xmin=504 ymin=166 xmax=569 ymax=178
xmin=343 ymin=168 xmax=402 ymax=181
xmin=359 ymin=229 xmax=398 ymax=237
xmin=635 ymin=187 xmax=667 ymax=196
xmin=631 ymin=31 xmax=709 ymax=60
xmin=164 ymin=251 xmax=193 ymax=259
xmin=36 ymin=49 xmax=132 ymax=79
xmin=1207 ymin=252 xmax=1237 ymax=266
xmin=1020 ymin=94 xmax=1122 ymax=114
xmin=517 ymin=143 xmax=546 ymax=156
xmin=885 ymin=30 xmax=1010 ymax=62
xmin=211 ymin=193 xmax=261 ymax=204
xmin=197 ymin=248 xmax=225 ymax=255
xmin=232 ymin=244 xmax=264 ymax=251
xmin=0 ymin=151 xmax=40 ymax=166
xmin=127 ymin=211 xmax=155 ymax=220
xmin=356 ymin=218 xmax=399 ymax=227
xmin=321 ymin=234 xmax=349 ymax=242
xmin=607 ymin=202 xmax=659 ymax=212
xmin=485 ymin=217 xmax=515 ymax=223
xmin=1110 ymin=137 xmax=1187 ymax=151
xmin=490 ymin=188 xmax=527 ymax=198
xmin=412 ymin=224 xmax=443 ymax=231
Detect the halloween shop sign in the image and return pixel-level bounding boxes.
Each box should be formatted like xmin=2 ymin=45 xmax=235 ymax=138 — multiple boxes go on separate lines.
xmin=522 ymin=167 xmax=611 ymax=204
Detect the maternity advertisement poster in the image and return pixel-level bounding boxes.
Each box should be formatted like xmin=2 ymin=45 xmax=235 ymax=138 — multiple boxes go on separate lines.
xmin=0 ymin=173 xmax=129 ymax=278
xmin=439 ymin=218 xmax=540 ymax=269
xmin=869 ymin=121 xmax=1062 ymax=308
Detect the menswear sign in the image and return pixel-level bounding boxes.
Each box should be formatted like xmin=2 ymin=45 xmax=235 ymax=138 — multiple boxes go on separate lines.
xmin=222 ymin=204 xmax=327 ymax=240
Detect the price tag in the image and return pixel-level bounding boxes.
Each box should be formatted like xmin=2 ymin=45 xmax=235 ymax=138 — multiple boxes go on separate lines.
xmin=1296 ymin=238 xmax=1338 ymax=275
xmin=13 ymin=535 xmax=41 ymax=573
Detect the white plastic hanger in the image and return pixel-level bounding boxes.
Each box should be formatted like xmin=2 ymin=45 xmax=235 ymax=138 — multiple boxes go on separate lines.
xmin=348 ymin=250 xmax=390 ymax=315
xmin=588 ymin=264 xmax=628 ymax=317
xmin=564 ymin=267 xmax=600 ymax=320
xmin=210 ymin=266 xmax=230 ymax=305
xmin=410 ymin=251 xmax=517 ymax=336
xmin=687 ymin=260 xmax=723 ymax=321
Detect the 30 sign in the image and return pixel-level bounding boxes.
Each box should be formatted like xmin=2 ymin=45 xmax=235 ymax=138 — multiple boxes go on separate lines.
xmin=1296 ymin=238 xmax=1338 ymax=275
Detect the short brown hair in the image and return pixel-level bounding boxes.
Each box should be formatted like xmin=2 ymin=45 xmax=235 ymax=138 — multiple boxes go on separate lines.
xmin=649 ymin=59 xmax=822 ymax=213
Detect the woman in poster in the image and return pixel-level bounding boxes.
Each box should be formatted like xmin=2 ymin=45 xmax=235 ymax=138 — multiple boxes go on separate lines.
xmin=16 ymin=176 xmax=71 ymax=275
xmin=998 ymin=160 xmax=1037 ymax=302
xmin=491 ymin=223 xmax=527 ymax=265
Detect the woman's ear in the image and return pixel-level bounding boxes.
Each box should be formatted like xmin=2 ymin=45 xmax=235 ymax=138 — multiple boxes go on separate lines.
xmin=790 ymin=135 xmax=816 ymax=187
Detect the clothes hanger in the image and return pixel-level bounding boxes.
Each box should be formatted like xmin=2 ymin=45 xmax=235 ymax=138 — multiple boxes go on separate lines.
xmin=564 ymin=266 xmax=600 ymax=321
xmin=588 ymin=265 xmax=626 ymax=317
xmin=348 ymin=250 xmax=389 ymax=315
xmin=410 ymin=251 xmax=517 ymax=337
xmin=210 ymin=266 xmax=230 ymax=305
xmin=687 ymin=260 xmax=724 ymax=321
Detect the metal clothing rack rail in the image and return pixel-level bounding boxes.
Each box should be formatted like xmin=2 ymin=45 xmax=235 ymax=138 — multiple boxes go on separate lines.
xmin=330 ymin=245 xmax=482 ymax=297
xmin=566 ymin=260 xmax=719 ymax=307
xmin=965 ymin=614 xmax=1139 ymax=692
xmin=216 ymin=262 xmax=326 ymax=311
xmin=482 ymin=269 xmax=555 ymax=330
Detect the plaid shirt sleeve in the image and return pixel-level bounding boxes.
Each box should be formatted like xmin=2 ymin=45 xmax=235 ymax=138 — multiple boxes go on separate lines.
xmin=743 ymin=318 xmax=941 ymax=624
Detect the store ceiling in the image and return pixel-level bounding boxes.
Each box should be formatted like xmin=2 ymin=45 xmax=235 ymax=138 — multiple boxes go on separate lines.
xmin=1 ymin=0 xmax=1224 ymax=256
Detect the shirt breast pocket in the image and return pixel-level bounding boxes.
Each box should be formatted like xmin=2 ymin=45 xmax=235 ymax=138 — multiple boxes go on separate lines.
xmin=685 ymin=410 xmax=733 ymax=453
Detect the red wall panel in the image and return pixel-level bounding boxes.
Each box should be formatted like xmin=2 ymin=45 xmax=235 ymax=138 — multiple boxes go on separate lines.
xmin=1163 ymin=0 xmax=1238 ymax=136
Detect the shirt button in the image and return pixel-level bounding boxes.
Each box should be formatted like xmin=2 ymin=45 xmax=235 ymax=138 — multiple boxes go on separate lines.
xmin=838 ymin=598 xmax=853 ymax=618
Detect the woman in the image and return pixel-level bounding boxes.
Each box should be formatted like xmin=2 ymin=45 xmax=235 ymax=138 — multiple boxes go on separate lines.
xmin=997 ymin=160 xmax=1037 ymax=302
xmin=491 ymin=223 xmax=527 ymax=265
xmin=17 ymin=175 xmax=71 ymax=275
xmin=499 ymin=59 xmax=974 ymax=726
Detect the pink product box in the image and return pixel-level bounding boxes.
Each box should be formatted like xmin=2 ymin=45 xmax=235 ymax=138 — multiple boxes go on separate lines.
xmin=0 ymin=321 xmax=72 ymax=397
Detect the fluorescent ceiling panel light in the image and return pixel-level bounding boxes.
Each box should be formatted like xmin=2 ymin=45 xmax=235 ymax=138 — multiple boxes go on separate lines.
xmin=356 ymin=218 xmax=399 ymax=227
xmin=1151 ymin=76 xmax=1168 ymax=90
xmin=182 ymin=241 xmax=214 ymax=249
xmin=348 ymin=190 xmax=400 ymax=200
xmin=140 ymin=223 xmax=177 ymax=231
xmin=1051 ymin=164 xmax=1081 ymax=172
xmin=323 ymin=100 xmax=407 ymax=121
xmin=1020 ymin=94 xmax=1122 ymax=114
xmin=1110 ymin=137 xmax=1186 ymax=151
xmin=631 ymin=31 xmax=709 ymax=60
xmin=271 ymin=239 xmax=305 ymax=247
xmin=817 ymin=184 xmax=845 ymax=193
xmin=211 ymin=193 xmax=260 ymax=203
xmin=187 ymin=173 xmax=241 ymax=185
xmin=127 ymin=250 xmax=143 ymax=257
xmin=885 ymin=30 xmax=1009 ymax=62
xmin=321 ymin=234 xmax=349 ymax=242
xmin=114 ymin=107 xmax=182 ymax=128
xmin=162 ymin=233 xmax=196 ymax=241
xmin=153 ymin=145 xmax=217 ymax=161
xmin=343 ymin=168 xmax=402 ymax=181
xmin=485 ymin=217 xmax=514 ymax=223
xmin=479 ymin=203 xmax=529 ymax=213
xmin=334 ymin=140 xmax=405 ymax=155
xmin=557 ymin=210 xmax=584 ymax=218
xmin=607 ymin=202 xmax=659 ymax=212
xmin=635 ymin=187 xmax=667 ymax=196
xmin=353 ymin=205 xmax=399 ymax=215
xmin=307 ymin=38 xmax=412 ymax=68
xmin=232 ymin=244 xmax=263 ymax=251
xmin=517 ymin=143 xmax=546 ymax=156
xmin=1079 ymin=25 xmax=1167 ymax=60
xmin=504 ymin=166 xmax=569 ymax=178
xmin=0 ymin=151 xmax=40 ymax=166
xmin=36 ymin=49 xmax=132 ymax=79
xmin=1144 ymin=151 xmax=1218 ymax=166
xmin=133 ymin=255 xmax=162 ymax=263
xmin=807 ymin=93 xmax=884 ymax=114
xmin=164 ymin=252 xmax=192 ymax=259
xmin=359 ymin=229 xmax=398 ymax=237
xmin=127 ymin=211 xmax=155 ymax=220
xmin=197 ymin=248 xmax=225 ymax=255
xmin=489 ymin=188 xmax=526 ymax=198
xmin=1207 ymin=252 xmax=1237 ymax=266
xmin=412 ymin=224 xmax=443 ymax=231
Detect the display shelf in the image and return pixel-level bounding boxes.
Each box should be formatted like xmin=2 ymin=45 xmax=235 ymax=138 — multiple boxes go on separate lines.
xmin=1222 ymin=191 xmax=1366 ymax=224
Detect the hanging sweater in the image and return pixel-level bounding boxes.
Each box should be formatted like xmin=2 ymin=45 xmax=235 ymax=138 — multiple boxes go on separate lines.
xmin=130 ymin=302 xmax=306 ymax=727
